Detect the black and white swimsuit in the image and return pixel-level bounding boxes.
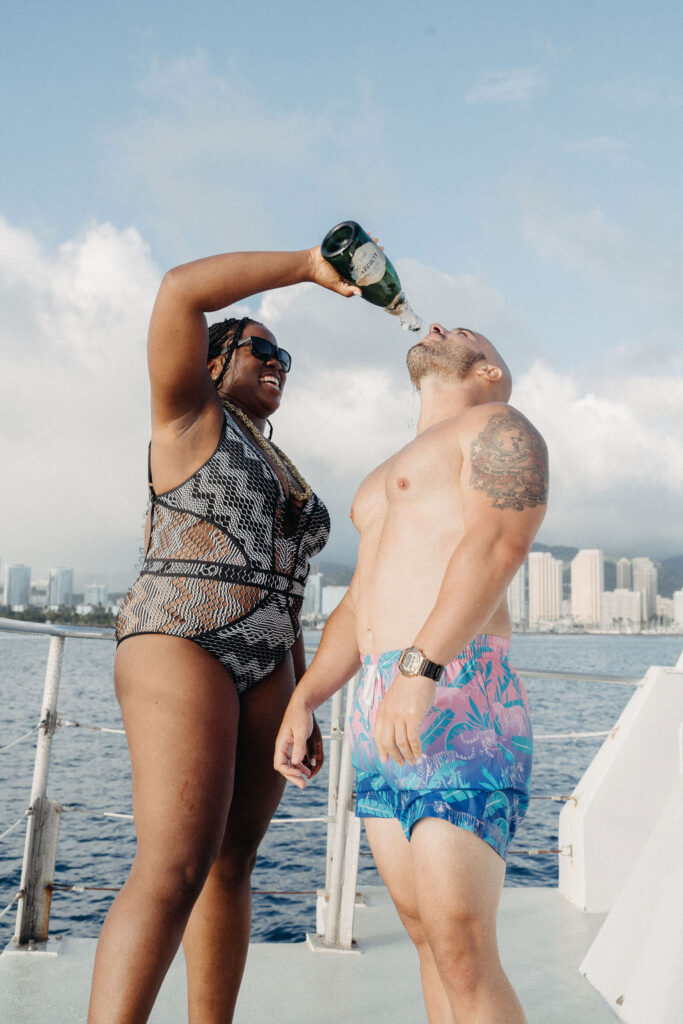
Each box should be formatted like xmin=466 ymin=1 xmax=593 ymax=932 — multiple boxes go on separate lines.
xmin=116 ymin=411 xmax=330 ymax=693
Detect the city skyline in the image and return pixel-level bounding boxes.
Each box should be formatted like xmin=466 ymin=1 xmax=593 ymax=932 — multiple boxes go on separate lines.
xmin=306 ymin=549 xmax=683 ymax=632
xmin=4 ymin=547 xmax=682 ymax=633
xmin=1 ymin=539 xmax=682 ymax=601
xmin=507 ymin=551 xmax=682 ymax=631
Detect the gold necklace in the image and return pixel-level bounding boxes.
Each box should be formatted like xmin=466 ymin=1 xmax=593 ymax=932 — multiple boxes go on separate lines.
xmin=222 ymin=399 xmax=313 ymax=503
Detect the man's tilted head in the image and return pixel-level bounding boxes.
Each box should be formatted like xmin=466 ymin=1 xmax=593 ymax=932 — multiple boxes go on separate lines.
xmin=406 ymin=324 xmax=512 ymax=401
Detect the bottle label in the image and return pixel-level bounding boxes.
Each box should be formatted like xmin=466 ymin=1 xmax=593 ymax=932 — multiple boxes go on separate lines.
xmin=350 ymin=242 xmax=386 ymax=286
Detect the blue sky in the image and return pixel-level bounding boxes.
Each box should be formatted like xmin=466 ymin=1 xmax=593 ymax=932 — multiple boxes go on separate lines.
xmin=1 ymin=1 xmax=682 ymax=586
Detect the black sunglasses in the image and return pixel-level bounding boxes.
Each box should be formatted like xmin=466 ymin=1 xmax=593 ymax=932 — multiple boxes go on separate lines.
xmin=233 ymin=336 xmax=292 ymax=373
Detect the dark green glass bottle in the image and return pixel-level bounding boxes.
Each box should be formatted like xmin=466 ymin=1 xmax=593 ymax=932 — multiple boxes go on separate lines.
xmin=321 ymin=221 xmax=422 ymax=332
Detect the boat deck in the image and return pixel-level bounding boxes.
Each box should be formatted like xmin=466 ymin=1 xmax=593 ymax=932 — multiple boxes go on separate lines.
xmin=1 ymin=885 xmax=617 ymax=1023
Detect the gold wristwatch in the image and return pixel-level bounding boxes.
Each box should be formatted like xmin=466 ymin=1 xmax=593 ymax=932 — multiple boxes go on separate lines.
xmin=397 ymin=646 xmax=444 ymax=682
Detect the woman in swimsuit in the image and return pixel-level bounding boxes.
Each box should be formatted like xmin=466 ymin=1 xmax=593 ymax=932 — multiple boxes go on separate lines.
xmin=88 ymin=246 xmax=359 ymax=1023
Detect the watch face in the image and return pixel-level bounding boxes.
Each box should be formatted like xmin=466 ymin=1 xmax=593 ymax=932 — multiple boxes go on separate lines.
xmin=400 ymin=648 xmax=423 ymax=676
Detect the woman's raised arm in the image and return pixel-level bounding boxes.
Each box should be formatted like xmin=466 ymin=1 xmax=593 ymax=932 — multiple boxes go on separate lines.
xmin=148 ymin=247 xmax=359 ymax=429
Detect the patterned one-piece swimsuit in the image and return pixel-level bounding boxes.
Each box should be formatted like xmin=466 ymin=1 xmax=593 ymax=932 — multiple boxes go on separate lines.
xmin=116 ymin=411 xmax=330 ymax=692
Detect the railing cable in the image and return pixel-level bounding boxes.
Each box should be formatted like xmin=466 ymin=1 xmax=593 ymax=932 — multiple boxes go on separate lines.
xmin=57 ymin=718 xmax=344 ymax=742
xmin=0 ymin=727 xmax=38 ymax=753
xmin=61 ymin=806 xmax=134 ymax=822
xmin=508 ymin=845 xmax=572 ymax=856
xmin=0 ymin=890 xmax=23 ymax=921
xmin=52 ymin=882 xmax=318 ymax=897
xmin=528 ymin=794 xmax=576 ymax=804
xmin=534 ymin=728 xmax=618 ymax=741
xmin=270 ymin=816 xmax=331 ymax=824
xmin=58 ymin=718 xmax=126 ymax=736
xmin=0 ymin=815 xmax=28 ymax=842
xmin=360 ymin=843 xmax=572 ymax=858
xmin=59 ymin=805 xmax=331 ymax=826
xmin=517 ymin=667 xmax=641 ymax=686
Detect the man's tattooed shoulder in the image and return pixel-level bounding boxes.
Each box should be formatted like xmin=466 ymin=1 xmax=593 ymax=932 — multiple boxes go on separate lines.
xmin=469 ymin=409 xmax=548 ymax=511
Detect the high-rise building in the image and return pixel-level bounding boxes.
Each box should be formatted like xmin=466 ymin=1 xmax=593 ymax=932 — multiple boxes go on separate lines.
xmin=322 ymin=585 xmax=348 ymax=616
xmin=673 ymin=590 xmax=683 ymax=628
xmin=571 ymin=549 xmax=604 ymax=626
xmin=302 ymin=572 xmax=324 ymax=615
xmin=84 ymin=584 xmax=109 ymax=607
xmin=631 ymin=557 xmax=658 ymax=622
xmin=601 ymin=589 xmax=642 ymax=631
xmin=48 ymin=567 xmax=73 ymax=609
xmin=656 ymin=596 xmax=674 ymax=624
xmin=528 ymin=552 xmax=562 ymax=624
xmin=616 ymin=557 xmax=632 ymax=590
xmin=507 ymin=562 xmax=526 ymax=626
xmin=4 ymin=564 xmax=31 ymax=608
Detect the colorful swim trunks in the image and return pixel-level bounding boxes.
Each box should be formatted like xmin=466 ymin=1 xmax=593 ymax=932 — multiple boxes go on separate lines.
xmin=349 ymin=635 xmax=532 ymax=860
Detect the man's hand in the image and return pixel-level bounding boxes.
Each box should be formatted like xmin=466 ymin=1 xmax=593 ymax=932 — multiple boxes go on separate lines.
xmin=306 ymin=245 xmax=362 ymax=298
xmin=373 ymin=674 xmax=436 ymax=766
xmin=274 ymin=695 xmax=319 ymax=789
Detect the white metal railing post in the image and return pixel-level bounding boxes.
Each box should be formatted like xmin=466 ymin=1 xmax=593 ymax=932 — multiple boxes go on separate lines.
xmin=324 ymin=688 xmax=344 ymax=890
xmin=324 ymin=672 xmax=359 ymax=948
xmin=337 ymin=805 xmax=362 ymax=948
xmin=13 ymin=636 xmax=65 ymax=947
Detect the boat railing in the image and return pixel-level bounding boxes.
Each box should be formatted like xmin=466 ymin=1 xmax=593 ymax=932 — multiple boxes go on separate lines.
xmin=0 ymin=616 xmax=643 ymax=953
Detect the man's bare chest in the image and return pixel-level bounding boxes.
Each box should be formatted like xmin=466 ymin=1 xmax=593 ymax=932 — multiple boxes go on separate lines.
xmin=352 ymin=428 xmax=464 ymax=528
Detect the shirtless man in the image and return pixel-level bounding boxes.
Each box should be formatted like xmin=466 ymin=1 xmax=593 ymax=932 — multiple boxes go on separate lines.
xmin=274 ymin=322 xmax=548 ymax=1024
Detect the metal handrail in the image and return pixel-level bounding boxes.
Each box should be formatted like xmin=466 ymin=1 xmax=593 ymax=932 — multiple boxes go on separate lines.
xmin=516 ymin=667 xmax=641 ymax=685
xmin=0 ymin=617 xmax=321 ymax=657
xmin=0 ymin=618 xmax=646 ymax=685
xmin=0 ymin=617 xmax=115 ymax=640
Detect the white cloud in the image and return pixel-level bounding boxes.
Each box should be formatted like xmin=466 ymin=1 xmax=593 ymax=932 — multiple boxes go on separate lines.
xmin=1 ymin=216 xmax=680 ymax=596
xmin=466 ymin=67 xmax=545 ymax=104
xmin=514 ymin=363 xmax=683 ymax=556
xmin=0 ymin=217 xmax=160 ymax=590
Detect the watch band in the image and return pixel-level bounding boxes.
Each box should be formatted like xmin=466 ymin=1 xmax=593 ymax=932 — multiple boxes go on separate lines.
xmin=397 ymin=646 xmax=444 ymax=682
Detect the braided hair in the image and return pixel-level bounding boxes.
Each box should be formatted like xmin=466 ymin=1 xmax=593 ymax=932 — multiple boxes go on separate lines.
xmin=207 ymin=316 xmax=259 ymax=393
xmin=208 ymin=315 xmax=278 ymax=439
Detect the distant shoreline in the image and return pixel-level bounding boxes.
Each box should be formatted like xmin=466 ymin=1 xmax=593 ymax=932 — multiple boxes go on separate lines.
xmin=511 ymin=629 xmax=683 ymax=638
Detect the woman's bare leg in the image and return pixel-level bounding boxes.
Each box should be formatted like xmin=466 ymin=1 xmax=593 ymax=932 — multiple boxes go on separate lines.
xmin=182 ymin=655 xmax=295 ymax=1024
xmin=87 ymin=636 xmax=240 ymax=1024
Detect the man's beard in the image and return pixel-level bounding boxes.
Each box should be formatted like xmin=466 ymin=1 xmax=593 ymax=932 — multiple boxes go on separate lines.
xmin=406 ymin=341 xmax=484 ymax=390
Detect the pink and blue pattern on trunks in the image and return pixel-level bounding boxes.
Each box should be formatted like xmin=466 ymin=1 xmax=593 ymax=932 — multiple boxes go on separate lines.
xmin=349 ymin=635 xmax=532 ymax=860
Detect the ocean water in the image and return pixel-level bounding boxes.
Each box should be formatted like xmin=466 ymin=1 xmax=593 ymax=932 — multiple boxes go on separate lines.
xmin=0 ymin=630 xmax=681 ymax=945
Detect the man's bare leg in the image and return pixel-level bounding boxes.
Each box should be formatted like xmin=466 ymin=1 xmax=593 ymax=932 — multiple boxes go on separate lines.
xmin=412 ymin=818 xmax=526 ymax=1024
xmin=364 ymin=818 xmax=453 ymax=1024
xmin=366 ymin=817 xmax=526 ymax=1024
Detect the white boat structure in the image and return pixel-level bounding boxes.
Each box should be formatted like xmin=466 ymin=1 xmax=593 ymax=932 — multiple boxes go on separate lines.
xmin=1 ymin=617 xmax=681 ymax=1024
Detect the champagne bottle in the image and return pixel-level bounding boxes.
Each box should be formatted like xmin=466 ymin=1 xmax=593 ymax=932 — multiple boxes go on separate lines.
xmin=321 ymin=221 xmax=423 ymax=332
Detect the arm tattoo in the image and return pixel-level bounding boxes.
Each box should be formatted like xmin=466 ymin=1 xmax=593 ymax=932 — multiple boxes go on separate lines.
xmin=469 ymin=411 xmax=548 ymax=511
